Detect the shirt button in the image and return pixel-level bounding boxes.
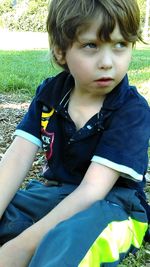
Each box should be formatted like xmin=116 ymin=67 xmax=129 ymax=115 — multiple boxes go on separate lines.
xmin=86 ymin=125 xmax=92 ymax=130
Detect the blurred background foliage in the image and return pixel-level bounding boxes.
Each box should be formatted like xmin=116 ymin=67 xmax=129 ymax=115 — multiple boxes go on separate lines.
xmin=0 ymin=0 xmax=148 ymax=32
xmin=0 ymin=0 xmax=48 ymax=31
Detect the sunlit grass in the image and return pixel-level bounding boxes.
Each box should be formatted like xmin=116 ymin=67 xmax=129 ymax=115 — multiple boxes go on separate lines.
xmin=0 ymin=47 xmax=149 ymax=102
xmin=0 ymin=50 xmax=60 ymax=96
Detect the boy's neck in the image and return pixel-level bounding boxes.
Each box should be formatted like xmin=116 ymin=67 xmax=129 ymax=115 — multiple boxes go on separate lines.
xmin=68 ymin=88 xmax=105 ymax=130
xmin=70 ymin=86 xmax=106 ymax=107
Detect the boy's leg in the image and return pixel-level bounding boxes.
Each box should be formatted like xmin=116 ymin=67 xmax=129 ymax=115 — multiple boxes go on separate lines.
xmin=0 ymin=180 xmax=77 ymax=245
xmin=29 ymin=187 xmax=148 ymax=267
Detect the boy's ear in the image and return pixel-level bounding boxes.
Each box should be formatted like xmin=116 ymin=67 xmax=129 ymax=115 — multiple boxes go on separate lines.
xmin=53 ymin=46 xmax=66 ymax=65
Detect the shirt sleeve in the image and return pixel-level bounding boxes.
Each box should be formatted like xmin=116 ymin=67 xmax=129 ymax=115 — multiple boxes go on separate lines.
xmin=92 ymin=103 xmax=150 ymax=182
xmin=14 ymin=83 xmax=45 ymax=147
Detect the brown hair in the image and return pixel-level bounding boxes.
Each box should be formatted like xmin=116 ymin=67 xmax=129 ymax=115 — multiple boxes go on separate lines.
xmin=47 ymin=0 xmax=143 ymax=67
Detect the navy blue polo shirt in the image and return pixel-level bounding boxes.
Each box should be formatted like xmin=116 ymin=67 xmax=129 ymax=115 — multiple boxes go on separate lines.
xmin=15 ymin=71 xmax=150 ymax=192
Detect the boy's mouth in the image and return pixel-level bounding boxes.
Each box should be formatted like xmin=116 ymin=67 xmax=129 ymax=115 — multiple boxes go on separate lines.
xmin=94 ymin=77 xmax=114 ymax=87
xmin=96 ymin=77 xmax=113 ymax=82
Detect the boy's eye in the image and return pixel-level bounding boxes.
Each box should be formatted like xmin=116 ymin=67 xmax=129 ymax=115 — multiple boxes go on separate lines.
xmin=83 ymin=43 xmax=97 ymax=49
xmin=114 ymin=42 xmax=128 ymax=49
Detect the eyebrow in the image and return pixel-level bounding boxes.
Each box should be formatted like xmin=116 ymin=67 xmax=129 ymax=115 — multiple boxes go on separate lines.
xmin=77 ymin=37 xmax=126 ymax=43
xmin=77 ymin=37 xmax=97 ymax=43
xmin=110 ymin=37 xmax=126 ymax=42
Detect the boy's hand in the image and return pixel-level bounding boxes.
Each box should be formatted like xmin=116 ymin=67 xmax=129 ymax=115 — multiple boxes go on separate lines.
xmin=0 ymin=237 xmax=33 ymax=267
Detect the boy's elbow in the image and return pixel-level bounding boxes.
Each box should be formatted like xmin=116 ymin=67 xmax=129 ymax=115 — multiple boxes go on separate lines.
xmin=79 ymin=182 xmax=106 ymax=203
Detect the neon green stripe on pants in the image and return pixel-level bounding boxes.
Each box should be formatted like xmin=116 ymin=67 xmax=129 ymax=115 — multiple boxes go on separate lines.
xmin=78 ymin=218 xmax=148 ymax=267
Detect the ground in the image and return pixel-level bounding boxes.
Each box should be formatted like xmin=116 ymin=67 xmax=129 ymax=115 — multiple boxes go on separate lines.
xmin=0 ymin=94 xmax=45 ymax=186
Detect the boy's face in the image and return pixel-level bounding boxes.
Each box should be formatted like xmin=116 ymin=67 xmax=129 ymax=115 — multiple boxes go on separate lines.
xmin=55 ymin=20 xmax=132 ymax=97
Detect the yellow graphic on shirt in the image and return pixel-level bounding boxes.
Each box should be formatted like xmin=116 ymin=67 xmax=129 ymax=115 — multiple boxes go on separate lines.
xmin=41 ymin=108 xmax=55 ymax=130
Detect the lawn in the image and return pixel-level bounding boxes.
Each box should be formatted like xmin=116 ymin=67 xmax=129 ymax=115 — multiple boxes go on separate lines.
xmin=0 ymin=47 xmax=150 ymax=266
xmin=0 ymin=50 xmax=60 ymax=97
xmin=0 ymin=45 xmax=150 ymax=101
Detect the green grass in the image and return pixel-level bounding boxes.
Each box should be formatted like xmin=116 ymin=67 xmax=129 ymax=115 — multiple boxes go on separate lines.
xmin=118 ymin=242 xmax=150 ymax=267
xmin=0 ymin=50 xmax=61 ymax=97
xmin=0 ymin=46 xmax=150 ymax=101
xmin=129 ymin=47 xmax=150 ymax=101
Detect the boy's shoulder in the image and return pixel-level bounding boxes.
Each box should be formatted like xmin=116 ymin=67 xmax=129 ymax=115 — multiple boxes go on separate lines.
xmin=119 ymin=84 xmax=150 ymax=119
xmin=36 ymin=71 xmax=71 ymax=95
xmin=128 ymin=85 xmax=149 ymax=108
xmin=35 ymin=71 xmax=73 ymax=108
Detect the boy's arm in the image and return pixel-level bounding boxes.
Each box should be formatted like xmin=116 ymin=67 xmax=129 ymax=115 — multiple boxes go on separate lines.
xmin=0 ymin=162 xmax=119 ymax=267
xmin=23 ymin=162 xmax=119 ymax=243
xmin=0 ymin=136 xmax=39 ymax=218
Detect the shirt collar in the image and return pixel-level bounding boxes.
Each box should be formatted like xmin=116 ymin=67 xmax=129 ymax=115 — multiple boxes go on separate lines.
xmin=37 ymin=71 xmax=130 ymax=111
xmin=36 ymin=71 xmax=74 ymax=110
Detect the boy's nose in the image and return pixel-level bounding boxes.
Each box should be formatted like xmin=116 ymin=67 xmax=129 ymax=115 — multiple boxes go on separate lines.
xmin=97 ymin=49 xmax=113 ymax=70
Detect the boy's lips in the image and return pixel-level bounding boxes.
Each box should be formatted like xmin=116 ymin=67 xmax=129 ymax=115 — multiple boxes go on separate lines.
xmin=95 ymin=77 xmax=114 ymax=81
xmin=94 ymin=77 xmax=114 ymax=87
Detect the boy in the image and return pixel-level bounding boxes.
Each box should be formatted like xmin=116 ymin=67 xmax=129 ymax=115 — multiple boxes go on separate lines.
xmin=0 ymin=0 xmax=150 ymax=266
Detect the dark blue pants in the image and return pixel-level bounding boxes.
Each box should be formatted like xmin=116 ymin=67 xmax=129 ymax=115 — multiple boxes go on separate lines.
xmin=0 ymin=180 xmax=148 ymax=266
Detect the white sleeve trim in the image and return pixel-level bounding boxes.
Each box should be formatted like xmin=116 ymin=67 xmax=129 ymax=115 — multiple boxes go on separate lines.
xmin=14 ymin=129 xmax=42 ymax=148
xmin=92 ymin=156 xmax=143 ymax=182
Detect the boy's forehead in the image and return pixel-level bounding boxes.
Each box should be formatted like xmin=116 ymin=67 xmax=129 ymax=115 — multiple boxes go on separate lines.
xmin=77 ymin=20 xmax=124 ymax=42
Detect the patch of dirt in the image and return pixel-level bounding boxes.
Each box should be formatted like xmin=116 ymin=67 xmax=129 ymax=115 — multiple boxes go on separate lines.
xmin=0 ymin=31 xmax=48 ymax=51
xmin=0 ymin=94 xmax=44 ymax=187
xmin=0 ymin=95 xmax=29 ymax=151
